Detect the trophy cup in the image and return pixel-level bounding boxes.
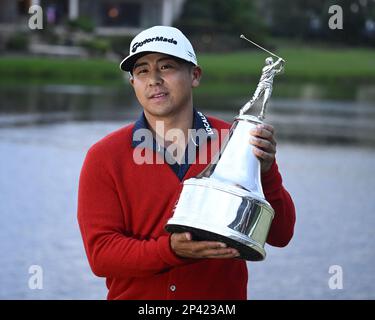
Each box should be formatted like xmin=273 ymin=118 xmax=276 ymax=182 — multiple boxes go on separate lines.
xmin=165 ymin=35 xmax=285 ymax=261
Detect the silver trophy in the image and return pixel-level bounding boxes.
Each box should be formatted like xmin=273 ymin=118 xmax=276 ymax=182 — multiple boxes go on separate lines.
xmin=165 ymin=35 xmax=285 ymax=261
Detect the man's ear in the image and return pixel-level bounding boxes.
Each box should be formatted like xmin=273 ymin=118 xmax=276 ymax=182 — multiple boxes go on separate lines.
xmin=129 ymin=73 xmax=134 ymax=86
xmin=191 ymin=66 xmax=202 ymax=88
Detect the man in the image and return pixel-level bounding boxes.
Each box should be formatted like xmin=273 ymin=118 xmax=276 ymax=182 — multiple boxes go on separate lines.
xmin=240 ymin=57 xmax=285 ymax=120
xmin=77 ymin=26 xmax=295 ymax=300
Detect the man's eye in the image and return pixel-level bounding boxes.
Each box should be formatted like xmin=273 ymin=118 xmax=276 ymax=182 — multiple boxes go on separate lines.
xmin=136 ymin=69 xmax=148 ymax=75
xmin=161 ymin=64 xmax=173 ymax=70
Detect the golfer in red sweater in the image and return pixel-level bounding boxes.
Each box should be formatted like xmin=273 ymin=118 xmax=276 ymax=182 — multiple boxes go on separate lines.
xmin=77 ymin=26 xmax=296 ymax=300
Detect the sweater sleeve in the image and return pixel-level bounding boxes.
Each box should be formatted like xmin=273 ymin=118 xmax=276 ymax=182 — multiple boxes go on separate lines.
xmin=261 ymin=160 xmax=296 ymax=247
xmin=77 ymin=146 xmax=190 ymax=279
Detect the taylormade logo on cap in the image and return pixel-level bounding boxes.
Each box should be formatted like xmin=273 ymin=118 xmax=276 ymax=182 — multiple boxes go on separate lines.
xmin=132 ymin=37 xmax=178 ymax=53
xmin=120 ymin=26 xmax=198 ymax=72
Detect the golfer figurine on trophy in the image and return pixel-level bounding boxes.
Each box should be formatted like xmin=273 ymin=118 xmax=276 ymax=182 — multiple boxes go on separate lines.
xmin=165 ymin=35 xmax=287 ymax=261
xmin=239 ymin=35 xmax=285 ymax=120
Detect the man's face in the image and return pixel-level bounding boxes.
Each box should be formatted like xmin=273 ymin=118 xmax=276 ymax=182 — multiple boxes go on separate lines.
xmin=129 ymin=53 xmax=201 ymax=118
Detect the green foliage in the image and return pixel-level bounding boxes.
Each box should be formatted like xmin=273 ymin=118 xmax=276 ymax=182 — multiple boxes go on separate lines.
xmin=80 ymin=38 xmax=111 ymax=56
xmin=323 ymin=0 xmax=375 ymax=45
xmin=177 ymin=0 xmax=264 ymax=34
xmin=265 ymin=0 xmax=375 ymax=46
xmin=5 ymin=33 xmax=29 ymax=51
xmin=174 ymin=0 xmax=267 ymax=50
xmin=68 ymin=16 xmax=95 ymax=33
xmin=198 ymin=47 xmax=375 ymax=83
xmin=0 ymin=47 xmax=374 ymax=86
xmin=0 ymin=57 xmax=123 ymax=85
xmin=105 ymin=36 xmax=133 ymax=56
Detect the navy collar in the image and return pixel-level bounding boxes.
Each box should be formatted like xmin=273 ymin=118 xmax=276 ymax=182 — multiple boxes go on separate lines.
xmin=131 ymin=108 xmax=216 ymax=150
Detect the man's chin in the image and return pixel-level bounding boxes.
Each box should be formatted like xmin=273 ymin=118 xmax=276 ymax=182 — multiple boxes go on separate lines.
xmin=144 ymin=105 xmax=175 ymax=118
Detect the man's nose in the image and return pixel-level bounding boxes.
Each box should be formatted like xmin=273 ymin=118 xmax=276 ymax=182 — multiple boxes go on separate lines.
xmin=148 ymin=69 xmax=163 ymax=86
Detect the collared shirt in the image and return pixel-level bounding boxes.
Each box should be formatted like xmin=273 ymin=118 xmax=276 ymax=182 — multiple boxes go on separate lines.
xmin=131 ymin=108 xmax=216 ymax=180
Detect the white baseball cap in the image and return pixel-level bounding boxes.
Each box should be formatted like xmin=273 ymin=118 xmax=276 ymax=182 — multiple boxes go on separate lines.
xmin=119 ymin=25 xmax=198 ymax=72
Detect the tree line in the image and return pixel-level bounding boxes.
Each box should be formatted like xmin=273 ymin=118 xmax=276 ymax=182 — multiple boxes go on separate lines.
xmin=174 ymin=0 xmax=375 ymax=49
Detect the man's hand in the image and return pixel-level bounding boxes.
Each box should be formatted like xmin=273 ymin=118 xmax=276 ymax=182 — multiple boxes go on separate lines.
xmin=170 ymin=232 xmax=240 ymax=259
xmin=249 ymin=123 xmax=277 ymax=173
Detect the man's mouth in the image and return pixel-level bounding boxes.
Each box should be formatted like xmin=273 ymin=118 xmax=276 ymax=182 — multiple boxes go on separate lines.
xmin=149 ymin=92 xmax=168 ymax=99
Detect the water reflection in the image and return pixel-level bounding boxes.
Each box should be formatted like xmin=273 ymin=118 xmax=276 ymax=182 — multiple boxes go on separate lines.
xmin=0 ymin=84 xmax=139 ymax=122
xmin=0 ymin=83 xmax=375 ymax=145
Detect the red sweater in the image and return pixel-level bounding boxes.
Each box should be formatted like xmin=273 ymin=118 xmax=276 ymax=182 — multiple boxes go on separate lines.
xmin=77 ymin=116 xmax=295 ymax=300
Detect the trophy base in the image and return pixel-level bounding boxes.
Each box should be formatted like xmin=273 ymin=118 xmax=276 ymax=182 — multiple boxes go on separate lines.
xmin=165 ymin=177 xmax=274 ymax=261
xmin=165 ymin=224 xmax=265 ymax=261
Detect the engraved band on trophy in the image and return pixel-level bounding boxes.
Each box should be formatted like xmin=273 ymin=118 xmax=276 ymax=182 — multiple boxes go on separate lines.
xmin=165 ymin=35 xmax=286 ymax=261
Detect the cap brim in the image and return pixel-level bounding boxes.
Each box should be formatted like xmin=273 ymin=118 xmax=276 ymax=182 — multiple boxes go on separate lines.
xmin=120 ymin=50 xmax=197 ymax=73
xmin=120 ymin=52 xmax=152 ymax=72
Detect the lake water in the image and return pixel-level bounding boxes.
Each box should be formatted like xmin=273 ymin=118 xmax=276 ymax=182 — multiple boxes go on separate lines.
xmin=0 ymin=82 xmax=374 ymax=299
xmin=1 ymin=83 xmax=375 ymax=145
xmin=0 ymin=120 xmax=374 ymax=300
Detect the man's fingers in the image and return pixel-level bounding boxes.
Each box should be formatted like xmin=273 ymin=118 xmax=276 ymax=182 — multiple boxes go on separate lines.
xmin=184 ymin=232 xmax=192 ymax=241
xmin=253 ymin=147 xmax=275 ymax=162
xmin=249 ymin=123 xmax=277 ymax=162
xmin=188 ymin=240 xmax=227 ymax=252
xmin=206 ymin=252 xmax=240 ymax=259
xmin=171 ymin=233 xmax=227 ymax=250
xmin=204 ymin=248 xmax=240 ymax=258
xmin=188 ymin=246 xmax=239 ymax=258
xmin=170 ymin=233 xmax=240 ymax=259
xmin=259 ymin=123 xmax=275 ymax=135
xmin=172 ymin=233 xmax=226 ymax=247
xmin=172 ymin=232 xmax=191 ymax=242
xmin=250 ymin=124 xmax=276 ymax=145
xmin=249 ymin=136 xmax=276 ymax=153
